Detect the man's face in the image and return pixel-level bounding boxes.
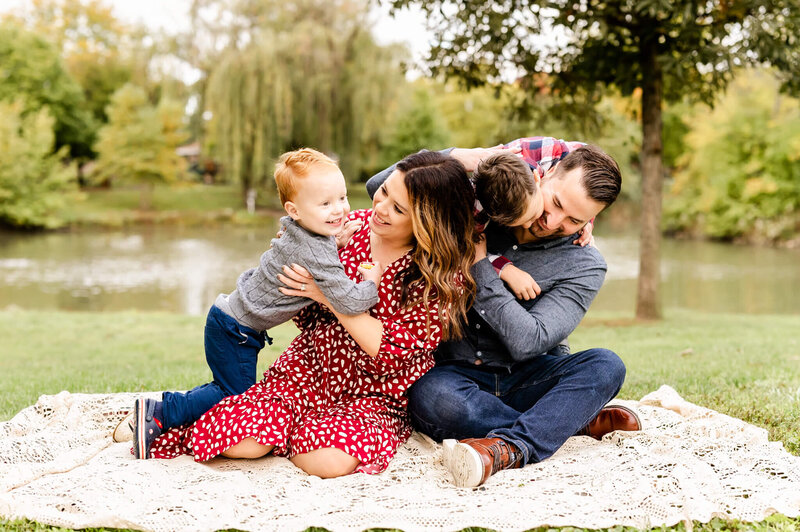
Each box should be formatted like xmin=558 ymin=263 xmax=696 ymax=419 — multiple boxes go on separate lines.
xmin=520 ymin=166 xmax=605 ymax=241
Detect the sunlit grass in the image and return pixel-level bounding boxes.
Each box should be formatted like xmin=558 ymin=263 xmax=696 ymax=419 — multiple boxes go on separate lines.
xmin=55 ymin=182 xmax=374 ymax=228
xmin=1 ymin=308 xmax=799 ymax=531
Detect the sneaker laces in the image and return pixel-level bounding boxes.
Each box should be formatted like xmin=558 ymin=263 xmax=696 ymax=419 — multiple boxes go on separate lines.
xmin=489 ymin=439 xmax=523 ymax=474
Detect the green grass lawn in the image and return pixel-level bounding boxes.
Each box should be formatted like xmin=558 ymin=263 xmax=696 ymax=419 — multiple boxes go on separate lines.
xmin=1 ymin=309 xmax=799 ymax=531
xmin=56 ymin=183 xmax=375 ymax=228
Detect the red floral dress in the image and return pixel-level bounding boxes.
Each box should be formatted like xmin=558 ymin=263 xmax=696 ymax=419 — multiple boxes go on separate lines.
xmin=149 ymin=209 xmax=443 ymax=473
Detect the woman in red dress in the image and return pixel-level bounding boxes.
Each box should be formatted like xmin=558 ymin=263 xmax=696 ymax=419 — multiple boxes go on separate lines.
xmin=149 ymin=150 xmax=477 ymax=477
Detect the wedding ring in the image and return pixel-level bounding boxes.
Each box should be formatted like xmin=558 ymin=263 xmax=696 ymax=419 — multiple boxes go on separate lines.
xmin=300 ymin=283 xmax=307 ymax=291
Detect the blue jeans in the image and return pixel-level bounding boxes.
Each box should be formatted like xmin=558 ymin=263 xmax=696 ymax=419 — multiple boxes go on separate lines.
xmin=161 ymin=305 xmax=269 ymax=429
xmin=407 ymin=348 xmax=626 ymax=465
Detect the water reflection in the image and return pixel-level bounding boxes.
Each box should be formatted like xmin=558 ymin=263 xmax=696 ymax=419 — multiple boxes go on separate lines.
xmin=1 ymin=224 xmax=799 ymax=315
xmin=593 ymin=234 xmax=800 ymax=314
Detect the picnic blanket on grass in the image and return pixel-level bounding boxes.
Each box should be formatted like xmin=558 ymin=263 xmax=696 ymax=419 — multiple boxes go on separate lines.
xmin=1 ymin=385 xmax=799 ymax=531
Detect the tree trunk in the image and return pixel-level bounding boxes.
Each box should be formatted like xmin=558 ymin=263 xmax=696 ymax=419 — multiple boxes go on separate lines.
xmin=636 ymin=39 xmax=664 ymax=320
xmin=139 ymin=182 xmax=154 ymax=211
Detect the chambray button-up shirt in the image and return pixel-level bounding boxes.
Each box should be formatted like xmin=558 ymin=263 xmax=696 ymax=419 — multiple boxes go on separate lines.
xmin=434 ymin=224 xmax=607 ymax=371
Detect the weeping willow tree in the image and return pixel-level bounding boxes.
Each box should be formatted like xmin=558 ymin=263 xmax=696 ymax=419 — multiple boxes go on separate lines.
xmin=205 ymin=0 xmax=405 ymax=207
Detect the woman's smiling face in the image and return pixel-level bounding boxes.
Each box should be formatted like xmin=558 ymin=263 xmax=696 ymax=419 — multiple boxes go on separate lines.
xmin=370 ymin=169 xmax=414 ymax=245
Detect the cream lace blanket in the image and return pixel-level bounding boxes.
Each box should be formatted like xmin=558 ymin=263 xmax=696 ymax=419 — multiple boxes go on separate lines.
xmin=1 ymin=385 xmax=799 ymax=531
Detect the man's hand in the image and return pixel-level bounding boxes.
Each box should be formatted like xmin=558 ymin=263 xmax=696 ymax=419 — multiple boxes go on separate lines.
xmin=573 ymin=220 xmax=595 ymax=247
xmin=499 ymin=264 xmax=542 ymax=301
xmin=358 ymin=261 xmax=384 ymax=286
xmin=336 ymin=219 xmax=362 ymax=249
xmin=450 ymin=144 xmax=522 ymax=172
xmin=474 ymin=234 xmax=487 ymax=264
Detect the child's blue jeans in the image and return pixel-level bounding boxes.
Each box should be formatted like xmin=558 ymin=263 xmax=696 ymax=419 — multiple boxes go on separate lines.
xmin=161 ymin=305 xmax=269 ymax=430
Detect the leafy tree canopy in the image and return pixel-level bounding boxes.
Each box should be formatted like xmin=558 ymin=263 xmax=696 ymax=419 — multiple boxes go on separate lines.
xmin=388 ymin=0 xmax=800 ymax=103
xmin=0 ymin=21 xmax=95 ymax=158
xmin=665 ymin=69 xmax=800 ymax=242
xmin=204 ymin=0 xmax=406 ymax=204
xmin=93 ymin=84 xmax=187 ymax=209
xmin=0 ymin=101 xmax=78 ymax=229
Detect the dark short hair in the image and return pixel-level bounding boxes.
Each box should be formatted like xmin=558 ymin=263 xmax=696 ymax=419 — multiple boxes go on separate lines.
xmin=555 ymin=145 xmax=622 ymax=206
xmin=473 ymin=152 xmax=537 ymax=226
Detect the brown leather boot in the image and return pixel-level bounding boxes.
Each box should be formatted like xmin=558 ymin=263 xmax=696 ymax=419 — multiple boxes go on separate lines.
xmin=442 ymin=437 xmax=524 ymax=488
xmin=580 ymin=404 xmax=642 ymax=439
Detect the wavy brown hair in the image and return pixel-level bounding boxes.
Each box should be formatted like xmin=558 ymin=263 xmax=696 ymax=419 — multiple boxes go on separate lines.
xmin=395 ymin=151 xmax=476 ymax=340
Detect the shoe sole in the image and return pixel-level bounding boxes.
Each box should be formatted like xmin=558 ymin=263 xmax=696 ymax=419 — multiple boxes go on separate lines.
xmin=112 ymin=412 xmax=134 ymax=443
xmin=133 ymin=398 xmax=148 ymax=459
xmin=441 ymin=439 xmax=456 ymax=471
xmin=443 ymin=439 xmax=484 ymax=488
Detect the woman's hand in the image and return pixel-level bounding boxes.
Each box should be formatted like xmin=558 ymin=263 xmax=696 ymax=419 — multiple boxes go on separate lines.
xmin=499 ymin=264 xmax=542 ymax=300
xmin=281 ymin=264 xmax=384 ymax=357
xmin=278 ymin=264 xmax=330 ymax=307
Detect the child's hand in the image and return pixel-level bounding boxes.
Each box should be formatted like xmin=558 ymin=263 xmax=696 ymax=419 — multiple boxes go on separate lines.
xmin=336 ymin=220 xmax=362 ymax=249
xmin=269 ymin=225 xmax=287 ymax=249
xmin=499 ymin=264 xmax=541 ymax=300
xmin=573 ymin=220 xmax=595 ymax=247
xmin=358 ymin=261 xmax=384 ymax=286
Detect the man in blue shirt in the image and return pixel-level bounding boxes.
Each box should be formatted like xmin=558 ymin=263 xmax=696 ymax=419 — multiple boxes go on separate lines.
xmin=367 ymin=138 xmax=640 ymax=487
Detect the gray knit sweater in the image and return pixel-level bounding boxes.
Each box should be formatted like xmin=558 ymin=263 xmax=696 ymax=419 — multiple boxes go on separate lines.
xmin=215 ymin=216 xmax=379 ymax=332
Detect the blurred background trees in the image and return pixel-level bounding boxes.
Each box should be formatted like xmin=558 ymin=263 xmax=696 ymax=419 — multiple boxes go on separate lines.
xmin=204 ymin=0 xmax=406 ymax=207
xmin=386 ymin=0 xmax=800 ymax=319
xmin=0 ymin=102 xmax=78 ymax=228
xmin=92 ymin=84 xmax=186 ymax=209
xmin=0 ymin=0 xmax=799 ymax=303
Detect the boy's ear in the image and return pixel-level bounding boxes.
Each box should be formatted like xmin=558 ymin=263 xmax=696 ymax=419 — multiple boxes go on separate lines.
xmin=284 ymin=201 xmax=300 ymax=221
xmin=533 ymin=168 xmax=542 ymax=185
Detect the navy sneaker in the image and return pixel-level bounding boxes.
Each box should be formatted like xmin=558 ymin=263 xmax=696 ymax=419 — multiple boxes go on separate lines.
xmin=133 ymin=398 xmax=163 ymax=459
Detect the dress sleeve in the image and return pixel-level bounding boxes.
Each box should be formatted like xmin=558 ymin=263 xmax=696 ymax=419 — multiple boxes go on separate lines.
xmin=354 ymin=286 xmax=443 ymax=377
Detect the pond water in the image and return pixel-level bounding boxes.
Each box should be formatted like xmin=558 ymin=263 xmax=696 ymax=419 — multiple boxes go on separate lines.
xmin=1 ymin=222 xmax=799 ymax=315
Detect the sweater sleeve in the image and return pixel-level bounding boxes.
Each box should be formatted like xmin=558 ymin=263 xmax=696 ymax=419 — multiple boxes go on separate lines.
xmin=304 ymin=237 xmax=379 ymax=315
xmin=469 ymin=253 xmax=606 ymax=361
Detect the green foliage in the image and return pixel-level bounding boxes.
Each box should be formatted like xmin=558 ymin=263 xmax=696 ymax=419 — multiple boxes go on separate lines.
xmin=0 ymin=101 xmax=78 ymax=229
xmin=380 ymin=84 xmax=451 ymax=165
xmin=388 ymin=0 xmax=800 ymax=319
xmin=93 ymin=84 xmax=187 ymax=208
xmin=204 ymin=0 xmax=405 ymax=204
xmin=0 ymin=21 xmax=95 ymax=158
xmin=496 ymin=90 xmax=643 ymax=200
xmin=431 ymin=83 xmax=507 ymax=149
xmin=664 ymin=70 xmax=800 ymax=242
xmin=391 ymin=0 xmax=800 ymax=103
xmin=6 ymin=0 xmax=136 ymax=125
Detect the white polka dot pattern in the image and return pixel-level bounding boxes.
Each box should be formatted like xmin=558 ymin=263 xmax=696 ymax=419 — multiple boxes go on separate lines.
xmin=149 ymin=210 xmax=442 ymax=474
